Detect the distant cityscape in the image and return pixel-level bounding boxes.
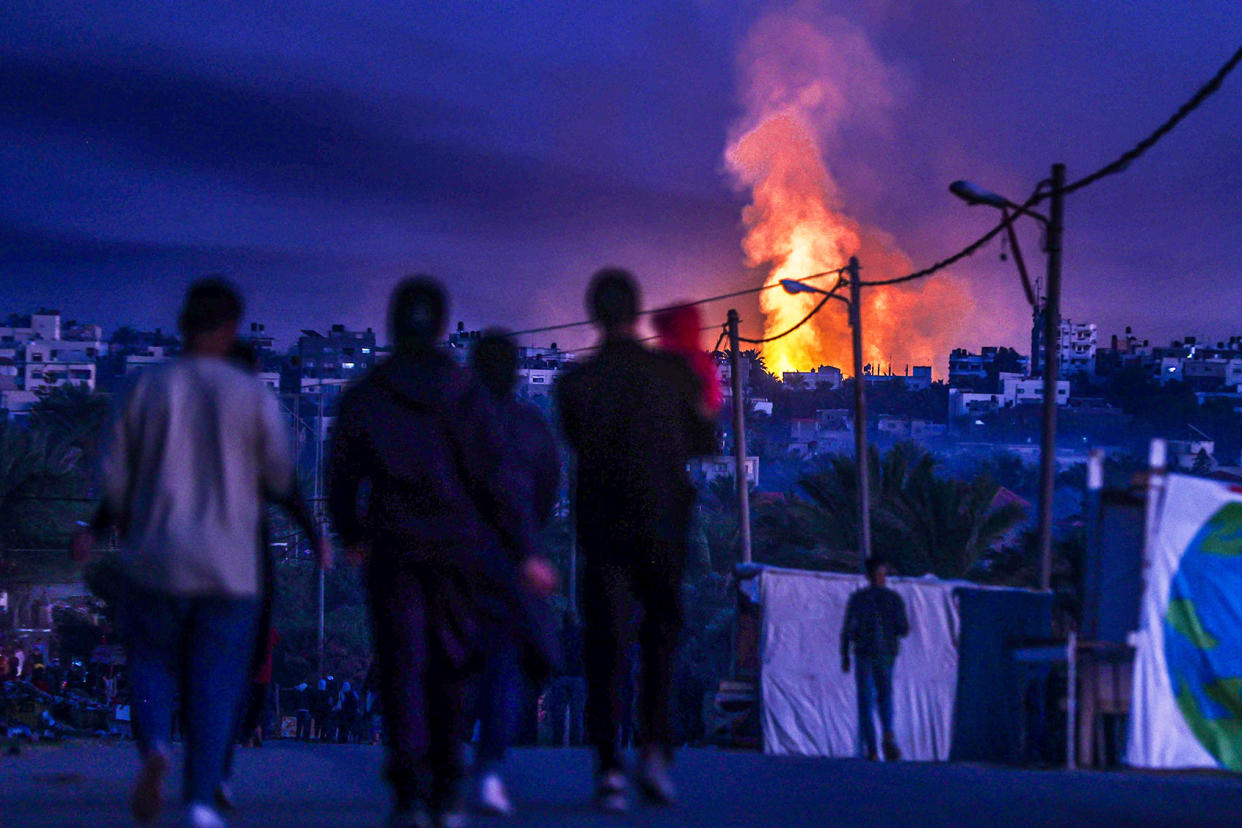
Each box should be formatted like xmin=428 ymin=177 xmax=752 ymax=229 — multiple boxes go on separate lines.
xmin=4 ymin=306 xmax=1241 ymax=488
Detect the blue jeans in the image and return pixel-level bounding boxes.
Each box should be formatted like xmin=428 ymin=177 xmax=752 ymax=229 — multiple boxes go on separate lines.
xmin=476 ymin=637 xmax=524 ymax=768
xmin=855 ymin=654 xmax=895 ymax=757
xmin=120 ymin=587 xmax=258 ymax=807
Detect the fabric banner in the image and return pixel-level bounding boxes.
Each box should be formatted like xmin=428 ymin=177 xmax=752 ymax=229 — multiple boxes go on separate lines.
xmin=1128 ymin=474 xmax=1242 ymax=770
xmin=759 ymin=568 xmax=960 ymax=760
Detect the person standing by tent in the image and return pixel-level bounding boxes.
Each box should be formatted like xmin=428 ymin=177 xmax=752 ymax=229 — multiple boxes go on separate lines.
xmin=557 ymin=268 xmax=717 ymax=812
xmin=841 ymin=555 xmax=909 ymax=762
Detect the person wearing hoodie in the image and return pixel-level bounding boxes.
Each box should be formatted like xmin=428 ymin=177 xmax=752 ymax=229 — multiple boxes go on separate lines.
xmin=327 ymin=276 xmax=557 ymax=828
xmin=468 ymin=331 xmax=561 ymax=817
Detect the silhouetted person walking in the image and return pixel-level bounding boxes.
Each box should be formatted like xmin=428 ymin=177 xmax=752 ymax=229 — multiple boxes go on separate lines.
xmin=328 ymin=277 xmax=554 ymax=828
xmin=469 ymin=330 xmax=561 ymax=817
xmin=557 ymin=268 xmax=716 ymax=812
xmin=841 ymin=556 xmax=909 ymax=761
xmin=71 ymin=278 xmax=294 ymax=828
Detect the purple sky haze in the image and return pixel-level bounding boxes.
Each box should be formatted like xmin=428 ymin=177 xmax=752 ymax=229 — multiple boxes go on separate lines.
xmin=2 ymin=1 xmax=1240 ymax=367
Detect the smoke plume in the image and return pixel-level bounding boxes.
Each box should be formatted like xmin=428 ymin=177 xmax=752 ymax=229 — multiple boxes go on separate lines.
xmin=725 ymin=6 xmax=970 ymax=378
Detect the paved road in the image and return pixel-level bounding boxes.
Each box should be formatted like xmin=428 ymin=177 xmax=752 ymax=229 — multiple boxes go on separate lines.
xmin=5 ymin=741 xmax=1242 ymax=827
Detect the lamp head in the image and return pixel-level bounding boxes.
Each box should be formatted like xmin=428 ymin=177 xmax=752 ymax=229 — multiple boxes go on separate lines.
xmin=949 ymin=180 xmax=1010 ymax=209
xmin=780 ymin=279 xmax=821 ymax=295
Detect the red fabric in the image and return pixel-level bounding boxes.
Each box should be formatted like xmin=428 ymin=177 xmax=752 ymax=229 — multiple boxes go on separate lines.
xmin=653 ymin=304 xmax=722 ymax=415
xmin=253 ymin=628 xmax=280 ymax=685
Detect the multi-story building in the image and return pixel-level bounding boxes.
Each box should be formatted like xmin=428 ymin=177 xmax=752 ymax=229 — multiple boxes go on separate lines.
xmin=715 ymin=354 xmax=752 ymax=402
xmin=863 ymin=365 xmax=933 ymax=391
xmin=0 ymin=309 xmax=104 ymax=394
xmin=1167 ymin=426 xmax=1216 ymax=471
xmin=782 ymin=365 xmax=842 ymax=391
xmin=877 ymin=415 xmax=947 ymax=441
xmin=948 ymin=373 xmax=1071 ymax=421
xmin=239 ymin=321 xmax=276 ymax=356
xmin=288 ymin=324 xmax=377 ymax=391
xmin=123 ymin=346 xmax=175 ymax=376
xmin=1031 ymin=311 xmax=1097 ymax=377
xmin=98 ymin=327 xmax=181 ymax=389
xmin=1058 ymin=319 xmax=1098 ymax=375
xmin=23 ymin=339 xmax=99 ymax=392
xmin=516 ymin=343 xmax=575 ymax=400
xmin=0 ymin=309 xmax=62 ymax=345
xmin=948 ymin=347 xmax=1029 ymax=390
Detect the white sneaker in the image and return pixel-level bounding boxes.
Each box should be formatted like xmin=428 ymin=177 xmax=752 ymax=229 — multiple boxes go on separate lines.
xmin=186 ymin=802 xmax=227 ymax=828
xmin=478 ymin=772 xmax=514 ymax=817
xmin=595 ymin=770 xmax=629 ymax=813
xmin=638 ymin=752 xmax=678 ymax=806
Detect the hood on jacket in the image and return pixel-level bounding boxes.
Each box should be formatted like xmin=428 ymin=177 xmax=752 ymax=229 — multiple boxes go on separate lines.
xmin=371 ymin=348 xmax=473 ymax=411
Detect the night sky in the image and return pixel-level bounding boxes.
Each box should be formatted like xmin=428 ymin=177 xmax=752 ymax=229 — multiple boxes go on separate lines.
xmin=3 ymin=1 xmax=1240 ymax=362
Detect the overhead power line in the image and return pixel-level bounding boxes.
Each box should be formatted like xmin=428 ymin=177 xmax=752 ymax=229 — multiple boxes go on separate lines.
xmin=738 ymin=279 xmax=846 ymax=344
xmin=505 ymin=267 xmax=847 ymax=340
xmin=1062 ymin=43 xmax=1242 ymax=196
xmin=858 ymin=42 xmax=1242 ymax=289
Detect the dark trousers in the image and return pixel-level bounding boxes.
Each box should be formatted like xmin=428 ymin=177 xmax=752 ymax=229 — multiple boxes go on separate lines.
xmin=367 ymin=558 xmax=476 ymax=810
xmin=581 ymin=552 xmax=685 ymax=773
xmin=476 ymin=635 xmax=523 ymax=768
xmin=855 ymin=653 xmax=896 ymax=757
xmin=296 ymin=710 xmax=312 ymax=741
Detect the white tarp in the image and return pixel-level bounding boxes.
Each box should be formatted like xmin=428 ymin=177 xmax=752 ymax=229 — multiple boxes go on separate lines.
xmin=759 ymin=567 xmax=960 ymax=760
xmin=1128 ymin=474 xmax=1242 ymax=770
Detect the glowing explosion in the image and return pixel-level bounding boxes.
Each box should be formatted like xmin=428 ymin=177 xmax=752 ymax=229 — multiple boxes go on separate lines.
xmin=725 ymin=8 xmax=970 ymax=378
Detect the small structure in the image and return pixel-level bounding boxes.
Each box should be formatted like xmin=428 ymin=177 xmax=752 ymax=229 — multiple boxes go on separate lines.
xmin=740 ymin=566 xmax=1049 ymax=762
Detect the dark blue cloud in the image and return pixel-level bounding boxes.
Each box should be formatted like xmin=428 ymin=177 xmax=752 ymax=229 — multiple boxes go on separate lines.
xmin=1 ymin=0 xmax=1240 ymax=353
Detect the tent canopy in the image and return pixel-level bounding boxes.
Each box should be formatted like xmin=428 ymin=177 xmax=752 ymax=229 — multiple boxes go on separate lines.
xmin=752 ymin=566 xmax=1049 ymax=760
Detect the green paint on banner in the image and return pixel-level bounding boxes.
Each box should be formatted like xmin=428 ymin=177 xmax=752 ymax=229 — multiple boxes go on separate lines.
xmin=1168 ymin=598 xmax=1219 ymax=649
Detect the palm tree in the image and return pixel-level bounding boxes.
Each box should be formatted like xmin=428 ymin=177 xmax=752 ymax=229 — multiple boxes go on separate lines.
xmin=880 ymin=457 xmax=1027 ymax=579
xmin=0 ymin=419 xmax=81 ymax=564
xmin=28 ymin=384 xmax=111 ymax=469
xmin=765 ymin=441 xmax=1025 ymax=579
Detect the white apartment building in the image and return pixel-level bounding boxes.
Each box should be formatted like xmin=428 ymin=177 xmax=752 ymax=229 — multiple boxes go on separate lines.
xmin=1058 ymin=319 xmax=1097 ymax=374
xmin=124 ymin=346 xmax=175 ymax=375
xmin=5 ymin=312 xmax=104 ymax=393
xmin=949 ymin=373 xmax=1071 ymax=420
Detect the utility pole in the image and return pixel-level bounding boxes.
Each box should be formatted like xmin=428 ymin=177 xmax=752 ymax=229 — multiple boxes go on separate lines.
xmin=567 ymin=460 xmax=578 ymax=622
xmin=1036 ymin=163 xmax=1065 ymax=592
xmin=727 ymin=309 xmax=753 ymax=564
xmin=315 ymin=382 xmax=325 ymax=679
xmin=846 ymin=256 xmax=872 ymax=563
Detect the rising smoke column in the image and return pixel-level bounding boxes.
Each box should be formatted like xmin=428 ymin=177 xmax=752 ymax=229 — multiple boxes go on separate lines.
xmin=725 ymin=7 xmax=970 ymax=377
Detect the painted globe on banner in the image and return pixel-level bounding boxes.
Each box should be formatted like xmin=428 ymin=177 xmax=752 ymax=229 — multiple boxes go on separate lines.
xmin=1164 ymin=501 xmax=1242 ymax=770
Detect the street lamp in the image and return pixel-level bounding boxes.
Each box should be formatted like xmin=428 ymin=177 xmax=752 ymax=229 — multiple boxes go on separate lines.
xmin=780 ymin=257 xmax=872 ymax=562
xmin=949 ymin=164 xmax=1065 ymax=591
